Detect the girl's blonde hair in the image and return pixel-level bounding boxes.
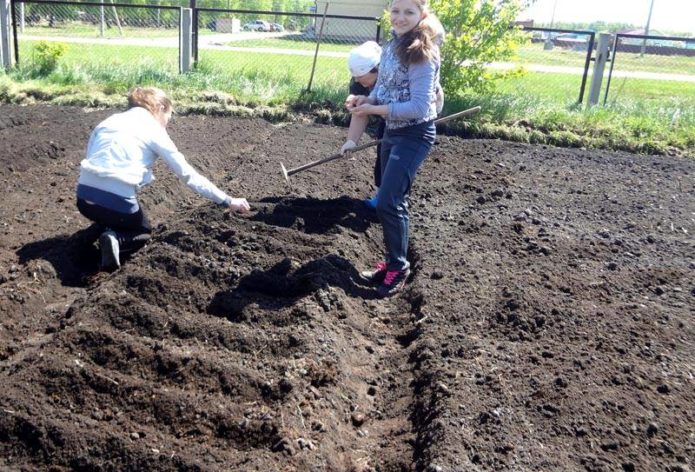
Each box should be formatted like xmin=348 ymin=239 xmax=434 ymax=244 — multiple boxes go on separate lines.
xmin=127 ymin=86 xmax=173 ymax=116
xmin=394 ymin=0 xmax=443 ymax=65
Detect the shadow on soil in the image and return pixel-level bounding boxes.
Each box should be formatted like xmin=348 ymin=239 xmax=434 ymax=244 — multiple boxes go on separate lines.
xmin=208 ymin=254 xmax=379 ymax=322
xmin=251 ymin=196 xmax=378 ymax=234
xmin=15 ymin=224 xmax=103 ymax=286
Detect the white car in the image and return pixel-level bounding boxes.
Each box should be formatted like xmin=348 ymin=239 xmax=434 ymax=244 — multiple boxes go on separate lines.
xmin=243 ymin=20 xmax=271 ymax=32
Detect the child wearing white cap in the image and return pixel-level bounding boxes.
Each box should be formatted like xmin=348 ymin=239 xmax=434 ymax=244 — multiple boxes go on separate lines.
xmin=348 ymin=0 xmax=446 ymax=297
xmin=341 ymin=41 xmax=385 ymax=209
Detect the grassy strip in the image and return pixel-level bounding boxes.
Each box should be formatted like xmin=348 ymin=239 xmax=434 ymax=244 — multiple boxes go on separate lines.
xmin=221 ymin=37 xmax=357 ymax=52
xmin=17 ymin=41 xmax=349 ymax=104
xmin=19 ymin=24 xmax=180 ymax=39
xmin=516 ymin=42 xmax=695 ymax=75
xmin=1 ymin=50 xmax=693 ymax=158
xmin=19 ymin=25 xmax=695 ymax=76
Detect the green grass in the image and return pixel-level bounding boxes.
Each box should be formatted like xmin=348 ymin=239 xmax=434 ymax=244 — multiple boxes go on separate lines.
xmin=224 ymin=36 xmax=358 ymax=52
xmin=21 ymin=25 xmax=695 ymax=76
xmin=19 ymin=23 xmax=179 ymax=39
xmin=496 ymin=71 xmax=695 ymax=107
xmin=440 ymin=71 xmax=694 ymax=154
xmin=3 ymin=39 xmax=694 ymax=157
xmin=516 ymin=42 xmax=695 ymax=75
xmin=15 ymin=39 xmax=349 ymax=104
xmin=610 ymin=51 xmax=695 ymax=75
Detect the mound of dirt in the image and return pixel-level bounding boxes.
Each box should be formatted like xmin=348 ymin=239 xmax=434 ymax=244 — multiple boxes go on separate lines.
xmin=0 ymin=104 xmax=693 ymax=471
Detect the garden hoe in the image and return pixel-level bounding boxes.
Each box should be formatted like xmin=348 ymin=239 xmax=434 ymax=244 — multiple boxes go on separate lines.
xmin=280 ymin=105 xmax=481 ymax=184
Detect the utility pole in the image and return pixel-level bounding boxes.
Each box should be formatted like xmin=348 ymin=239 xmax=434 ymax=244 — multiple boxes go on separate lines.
xmin=641 ymin=0 xmax=655 ymax=56
xmin=544 ymin=0 xmax=559 ymax=50
xmin=549 ymin=0 xmax=558 ymax=29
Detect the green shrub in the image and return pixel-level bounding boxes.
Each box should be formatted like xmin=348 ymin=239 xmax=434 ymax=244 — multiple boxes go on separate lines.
xmin=31 ymin=41 xmax=68 ymax=77
xmin=431 ymin=0 xmax=527 ymax=95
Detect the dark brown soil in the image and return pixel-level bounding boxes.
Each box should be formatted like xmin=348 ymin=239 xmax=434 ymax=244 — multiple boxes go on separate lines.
xmin=0 ymin=104 xmax=693 ymax=472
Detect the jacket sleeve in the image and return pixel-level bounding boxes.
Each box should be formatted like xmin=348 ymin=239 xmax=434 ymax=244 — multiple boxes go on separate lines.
xmin=387 ymin=59 xmax=436 ymax=121
xmin=150 ymin=130 xmax=230 ymax=205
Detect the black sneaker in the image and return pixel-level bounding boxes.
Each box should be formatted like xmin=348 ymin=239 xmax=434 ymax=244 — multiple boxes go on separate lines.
xmin=99 ymin=230 xmax=120 ymax=270
xmin=377 ymin=268 xmax=410 ymax=298
xmin=359 ymin=261 xmax=387 ymax=285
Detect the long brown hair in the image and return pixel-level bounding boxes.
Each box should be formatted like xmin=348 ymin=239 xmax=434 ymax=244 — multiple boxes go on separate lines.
xmin=394 ymin=0 xmax=442 ymax=65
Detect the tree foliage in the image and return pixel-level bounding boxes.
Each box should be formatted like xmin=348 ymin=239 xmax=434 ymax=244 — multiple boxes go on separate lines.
xmin=430 ymin=0 xmax=529 ymax=95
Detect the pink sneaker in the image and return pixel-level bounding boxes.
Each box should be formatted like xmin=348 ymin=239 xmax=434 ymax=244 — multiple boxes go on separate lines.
xmin=359 ymin=261 xmax=387 ymax=284
xmin=377 ymin=268 xmax=410 ymax=297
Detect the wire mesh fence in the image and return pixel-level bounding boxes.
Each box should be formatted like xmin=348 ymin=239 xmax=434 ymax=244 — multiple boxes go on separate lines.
xmin=605 ymin=34 xmax=695 ymax=112
xmin=500 ymin=27 xmax=594 ymax=106
xmin=10 ymin=0 xmax=379 ymax=94
xmin=13 ymin=0 xmax=182 ymax=75
xmin=9 ymin=1 xmax=694 ymax=120
xmin=194 ymin=8 xmax=380 ymax=94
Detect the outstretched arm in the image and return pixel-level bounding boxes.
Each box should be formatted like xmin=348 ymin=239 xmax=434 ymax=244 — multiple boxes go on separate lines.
xmin=152 ymin=131 xmax=249 ymax=212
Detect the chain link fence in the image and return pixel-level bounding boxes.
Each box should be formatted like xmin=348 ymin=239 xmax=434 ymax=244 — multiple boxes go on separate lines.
xmin=13 ymin=0 xmax=182 ymax=76
xmin=194 ymin=8 xmax=379 ymax=94
xmin=9 ymin=0 xmax=379 ymax=94
xmin=11 ymin=1 xmax=693 ymax=118
xmin=500 ymin=27 xmax=595 ymax=106
xmin=604 ymin=34 xmax=695 ymax=111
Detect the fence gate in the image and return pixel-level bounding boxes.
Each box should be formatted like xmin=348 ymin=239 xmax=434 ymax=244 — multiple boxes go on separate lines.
xmin=604 ymin=33 xmax=695 ymax=106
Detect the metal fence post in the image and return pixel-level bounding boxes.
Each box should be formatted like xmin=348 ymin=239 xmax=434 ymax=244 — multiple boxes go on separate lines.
xmin=180 ymin=7 xmax=193 ymax=73
xmin=587 ymin=32 xmax=611 ymax=107
xmin=306 ymin=2 xmax=329 ymax=93
xmin=190 ymin=0 xmax=198 ymax=64
xmin=577 ymin=32 xmax=595 ymax=104
xmin=603 ymin=34 xmax=620 ymax=106
xmin=0 ymin=0 xmax=13 ymax=69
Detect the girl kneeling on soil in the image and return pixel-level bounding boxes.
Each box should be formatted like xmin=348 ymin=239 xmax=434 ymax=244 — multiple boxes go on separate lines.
xmin=349 ymin=0 xmax=443 ymax=297
xmin=76 ymin=86 xmax=250 ymax=270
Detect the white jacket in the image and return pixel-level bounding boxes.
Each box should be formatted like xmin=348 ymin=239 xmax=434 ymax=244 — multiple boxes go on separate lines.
xmin=79 ymin=107 xmax=229 ymax=205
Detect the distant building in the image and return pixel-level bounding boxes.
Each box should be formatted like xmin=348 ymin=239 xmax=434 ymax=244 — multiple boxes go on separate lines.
xmin=515 ymin=20 xmax=534 ymax=28
xmin=314 ymin=0 xmax=386 ymax=42
xmin=616 ymin=28 xmax=695 ymax=56
xmin=618 ymin=29 xmax=683 ymax=47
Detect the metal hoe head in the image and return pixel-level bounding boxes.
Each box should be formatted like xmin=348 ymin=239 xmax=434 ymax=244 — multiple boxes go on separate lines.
xmin=280 ymin=162 xmax=290 ymax=184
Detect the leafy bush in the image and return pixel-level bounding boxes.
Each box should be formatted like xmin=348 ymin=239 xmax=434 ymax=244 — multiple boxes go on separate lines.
xmin=430 ymin=0 xmax=528 ymax=95
xmin=31 ymin=41 xmax=68 ymax=76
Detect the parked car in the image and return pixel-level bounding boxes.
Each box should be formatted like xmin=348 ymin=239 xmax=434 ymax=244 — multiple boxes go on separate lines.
xmin=270 ymin=23 xmax=284 ymax=32
xmin=243 ymin=20 xmax=271 ymax=32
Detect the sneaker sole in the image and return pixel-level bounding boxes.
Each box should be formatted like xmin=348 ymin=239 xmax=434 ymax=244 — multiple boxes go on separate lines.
xmin=359 ymin=271 xmax=387 ymax=285
xmin=99 ymin=234 xmax=120 ymax=270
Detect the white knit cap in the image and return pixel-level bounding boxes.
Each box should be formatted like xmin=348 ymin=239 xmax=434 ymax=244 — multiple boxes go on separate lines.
xmin=347 ymin=41 xmax=382 ymax=77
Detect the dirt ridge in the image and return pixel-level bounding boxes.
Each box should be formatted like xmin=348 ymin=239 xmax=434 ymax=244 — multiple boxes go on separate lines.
xmin=1 ymin=104 xmax=693 ymax=471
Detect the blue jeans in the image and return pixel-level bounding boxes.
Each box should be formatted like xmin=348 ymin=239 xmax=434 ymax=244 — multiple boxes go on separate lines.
xmin=376 ymin=121 xmax=435 ymax=271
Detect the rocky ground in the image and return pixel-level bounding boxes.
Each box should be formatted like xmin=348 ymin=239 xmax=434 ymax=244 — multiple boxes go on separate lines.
xmin=0 ymin=104 xmax=693 ymax=471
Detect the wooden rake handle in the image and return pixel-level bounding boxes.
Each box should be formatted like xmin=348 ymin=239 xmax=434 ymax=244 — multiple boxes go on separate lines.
xmin=281 ymin=105 xmax=481 ymax=182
